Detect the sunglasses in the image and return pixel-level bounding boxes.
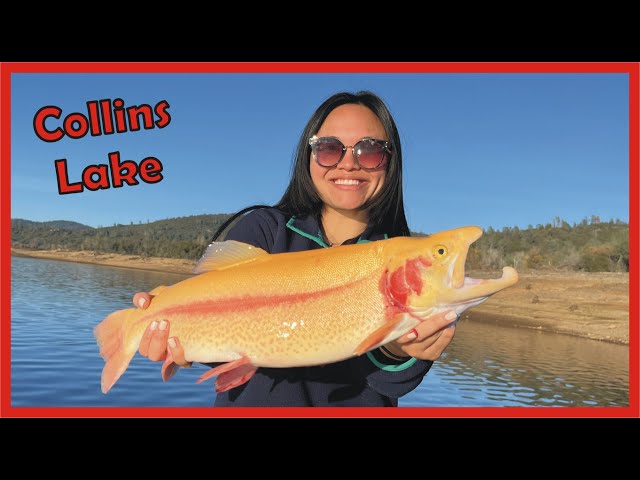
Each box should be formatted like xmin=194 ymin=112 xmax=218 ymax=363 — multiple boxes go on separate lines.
xmin=309 ymin=135 xmax=392 ymax=170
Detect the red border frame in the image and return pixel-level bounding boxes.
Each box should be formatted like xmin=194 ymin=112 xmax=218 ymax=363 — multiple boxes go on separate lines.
xmin=1 ymin=62 xmax=638 ymax=418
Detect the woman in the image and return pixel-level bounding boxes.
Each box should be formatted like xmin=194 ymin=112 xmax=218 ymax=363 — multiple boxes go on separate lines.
xmin=134 ymin=91 xmax=457 ymax=406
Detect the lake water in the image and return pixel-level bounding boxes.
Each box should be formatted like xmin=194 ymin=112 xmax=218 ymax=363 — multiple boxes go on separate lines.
xmin=10 ymin=256 xmax=629 ymax=408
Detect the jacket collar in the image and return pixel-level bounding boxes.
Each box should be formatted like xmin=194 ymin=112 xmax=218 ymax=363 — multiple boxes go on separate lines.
xmin=286 ymin=215 xmax=388 ymax=248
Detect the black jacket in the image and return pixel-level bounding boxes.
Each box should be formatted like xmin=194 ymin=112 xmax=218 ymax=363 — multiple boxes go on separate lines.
xmin=211 ymin=207 xmax=433 ymax=407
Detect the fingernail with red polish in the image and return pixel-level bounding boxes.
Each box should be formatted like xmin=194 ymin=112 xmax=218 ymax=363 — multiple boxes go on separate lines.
xmin=406 ymin=329 xmax=418 ymax=340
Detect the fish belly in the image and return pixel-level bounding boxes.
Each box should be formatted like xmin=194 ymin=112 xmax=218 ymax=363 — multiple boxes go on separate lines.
xmin=139 ymin=271 xmax=386 ymax=368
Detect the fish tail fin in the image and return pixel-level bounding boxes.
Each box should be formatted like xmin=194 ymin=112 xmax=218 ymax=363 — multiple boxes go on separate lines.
xmin=94 ymin=309 xmax=139 ymax=394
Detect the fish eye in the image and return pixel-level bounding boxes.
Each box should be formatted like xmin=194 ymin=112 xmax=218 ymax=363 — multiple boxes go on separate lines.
xmin=434 ymin=245 xmax=448 ymax=257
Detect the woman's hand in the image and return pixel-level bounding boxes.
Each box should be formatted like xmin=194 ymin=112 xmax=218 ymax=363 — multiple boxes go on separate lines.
xmin=133 ymin=292 xmax=191 ymax=368
xmin=384 ymin=310 xmax=458 ymax=362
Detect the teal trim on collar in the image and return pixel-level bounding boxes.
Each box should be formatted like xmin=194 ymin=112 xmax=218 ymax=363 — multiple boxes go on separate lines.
xmin=286 ymin=216 xmax=389 ymax=247
xmin=357 ymin=233 xmax=388 ymax=244
xmin=366 ymin=350 xmax=418 ymax=372
xmin=286 ymin=217 xmax=329 ymax=248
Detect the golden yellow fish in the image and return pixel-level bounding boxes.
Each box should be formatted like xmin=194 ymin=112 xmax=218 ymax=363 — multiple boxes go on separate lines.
xmin=94 ymin=226 xmax=518 ymax=394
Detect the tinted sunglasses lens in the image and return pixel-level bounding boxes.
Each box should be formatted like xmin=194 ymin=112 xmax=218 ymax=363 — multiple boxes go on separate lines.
xmin=314 ymin=138 xmax=344 ymax=166
xmin=355 ymin=140 xmax=389 ymax=169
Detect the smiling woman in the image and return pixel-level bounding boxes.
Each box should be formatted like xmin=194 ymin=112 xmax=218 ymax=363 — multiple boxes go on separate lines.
xmin=309 ymin=104 xmax=390 ymax=244
xmin=131 ymin=91 xmax=461 ymax=407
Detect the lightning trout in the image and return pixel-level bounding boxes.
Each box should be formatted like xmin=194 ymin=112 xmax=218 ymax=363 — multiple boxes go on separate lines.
xmin=95 ymin=226 xmax=518 ymax=394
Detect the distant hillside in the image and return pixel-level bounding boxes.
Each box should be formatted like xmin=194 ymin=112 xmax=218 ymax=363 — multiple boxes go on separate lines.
xmin=12 ymin=219 xmax=94 ymax=231
xmin=466 ymin=218 xmax=628 ymax=272
xmin=11 ymin=214 xmax=232 ymax=260
xmin=11 ymin=214 xmax=629 ymax=272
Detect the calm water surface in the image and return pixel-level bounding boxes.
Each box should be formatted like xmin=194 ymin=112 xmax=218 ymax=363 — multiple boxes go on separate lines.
xmin=10 ymin=256 xmax=629 ymax=407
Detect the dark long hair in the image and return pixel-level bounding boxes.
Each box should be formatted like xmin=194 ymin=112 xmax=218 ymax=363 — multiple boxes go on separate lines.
xmin=212 ymin=91 xmax=410 ymax=241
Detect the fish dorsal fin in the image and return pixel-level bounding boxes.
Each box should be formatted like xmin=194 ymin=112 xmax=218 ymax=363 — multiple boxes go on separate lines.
xmin=193 ymin=240 xmax=268 ymax=274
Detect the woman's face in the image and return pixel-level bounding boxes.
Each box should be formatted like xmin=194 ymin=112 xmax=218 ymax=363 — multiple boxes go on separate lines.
xmin=310 ymin=104 xmax=388 ymax=215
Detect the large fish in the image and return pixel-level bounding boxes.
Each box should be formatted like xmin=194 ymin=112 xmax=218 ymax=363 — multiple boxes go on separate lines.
xmin=95 ymin=226 xmax=518 ymax=394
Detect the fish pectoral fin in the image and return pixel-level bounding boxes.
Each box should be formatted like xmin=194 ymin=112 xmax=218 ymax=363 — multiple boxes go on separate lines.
xmin=353 ymin=314 xmax=419 ymax=356
xmin=196 ymin=356 xmax=258 ymax=393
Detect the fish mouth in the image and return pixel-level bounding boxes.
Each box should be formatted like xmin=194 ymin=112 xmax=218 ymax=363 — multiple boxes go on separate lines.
xmin=438 ymin=267 xmax=518 ymax=316
xmin=411 ymin=267 xmax=519 ymax=319
xmin=444 ymin=227 xmax=519 ymax=305
xmin=451 ymin=266 xmax=519 ymax=304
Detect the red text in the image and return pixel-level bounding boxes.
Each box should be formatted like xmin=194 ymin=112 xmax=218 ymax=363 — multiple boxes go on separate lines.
xmin=55 ymin=151 xmax=164 ymax=195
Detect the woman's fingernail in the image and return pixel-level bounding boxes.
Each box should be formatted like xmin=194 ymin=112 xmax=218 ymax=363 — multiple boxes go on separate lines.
xmin=150 ymin=321 xmax=158 ymax=330
xmin=159 ymin=320 xmax=168 ymax=330
xmin=168 ymin=337 xmax=176 ymax=349
xmin=138 ymin=297 xmax=146 ymax=308
xmin=445 ymin=311 xmax=457 ymax=321
xmin=406 ymin=329 xmax=418 ymax=340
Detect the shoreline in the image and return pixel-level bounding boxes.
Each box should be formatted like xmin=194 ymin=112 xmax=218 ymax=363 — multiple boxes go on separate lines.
xmin=463 ymin=310 xmax=628 ymax=346
xmin=11 ymin=248 xmax=629 ymax=346
xmin=11 ymin=248 xmax=195 ymax=275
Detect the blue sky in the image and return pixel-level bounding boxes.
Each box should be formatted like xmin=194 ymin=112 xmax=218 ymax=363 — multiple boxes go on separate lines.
xmin=10 ymin=72 xmax=629 ymax=234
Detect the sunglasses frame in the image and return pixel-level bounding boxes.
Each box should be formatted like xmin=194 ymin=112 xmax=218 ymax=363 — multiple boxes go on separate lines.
xmin=309 ymin=135 xmax=392 ymax=170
